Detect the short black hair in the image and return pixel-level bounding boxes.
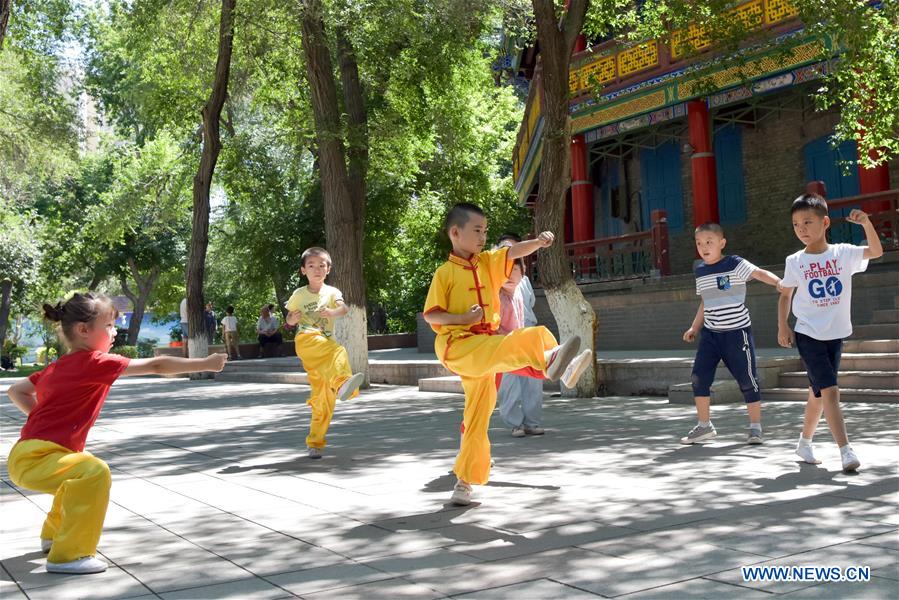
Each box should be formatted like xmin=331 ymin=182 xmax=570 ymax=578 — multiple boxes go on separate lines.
xmin=791 ymin=193 xmax=829 ymax=217
xmin=226 ymin=305 xmax=234 ymax=314
xmin=301 ymin=246 xmax=332 ymax=267
xmin=444 ymin=203 xmax=486 ymax=233
xmin=694 ymin=222 xmax=724 ymax=237
xmin=497 ymin=231 xmax=521 ymax=244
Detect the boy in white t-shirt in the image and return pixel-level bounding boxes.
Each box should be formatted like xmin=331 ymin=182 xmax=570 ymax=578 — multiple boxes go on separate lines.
xmin=220 ymin=306 xmax=241 ymax=360
xmin=777 ymin=194 xmax=884 ymax=472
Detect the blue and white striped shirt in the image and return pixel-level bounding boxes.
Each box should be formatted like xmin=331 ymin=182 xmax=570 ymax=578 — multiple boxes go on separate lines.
xmin=695 ymin=255 xmax=758 ymax=331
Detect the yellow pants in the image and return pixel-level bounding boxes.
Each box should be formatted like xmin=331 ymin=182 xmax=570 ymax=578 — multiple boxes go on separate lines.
xmin=7 ymin=439 xmax=111 ymax=563
xmin=442 ymin=326 xmax=557 ymax=485
xmin=295 ymin=332 xmax=356 ymax=449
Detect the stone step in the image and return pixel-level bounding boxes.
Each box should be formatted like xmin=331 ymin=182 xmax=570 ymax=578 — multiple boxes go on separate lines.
xmin=778 ymin=371 xmax=899 ymax=389
xmin=853 ymin=324 xmax=899 ymax=339
xmin=872 ymin=309 xmax=899 ymax=324
xmin=221 ymin=359 xmax=302 ymax=373
xmin=216 ymin=372 xmax=309 ymax=385
xmin=762 ymin=388 xmax=899 ymax=403
xmin=837 ymin=353 xmax=899 ymax=371
xmin=418 ymin=376 xmax=463 ymax=394
xmin=842 ymin=339 xmax=899 ymax=353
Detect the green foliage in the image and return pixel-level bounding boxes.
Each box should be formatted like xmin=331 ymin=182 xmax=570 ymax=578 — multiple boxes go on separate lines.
xmin=136 ymin=338 xmax=158 ymax=358
xmin=0 ymin=208 xmax=41 ymax=308
xmin=110 ymin=345 xmax=138 ymax=358
xmin=3 ymin=340 xmax=28 ymax=362
xmin=36 ymin=345 xmax=57 ymax=364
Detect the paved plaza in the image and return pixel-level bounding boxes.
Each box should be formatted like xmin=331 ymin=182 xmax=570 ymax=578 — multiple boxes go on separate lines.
xmin=1 ymin=375 xmax=897 ymax=599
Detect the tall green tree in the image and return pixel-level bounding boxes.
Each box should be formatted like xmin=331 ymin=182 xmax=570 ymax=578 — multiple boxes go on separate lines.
xmin=0 ymin=209 xmax=40 ymax=358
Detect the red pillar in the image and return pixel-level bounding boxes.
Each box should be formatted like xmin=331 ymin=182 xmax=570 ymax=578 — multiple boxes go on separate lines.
xmin=571 ymin=134 xmax=594 ymax=243
xmin=567 ymin=31 xmax=591 ymax=246
xmin=858 ymin=147 xmax=892 ymax=213
xmin=687 ymin=99 xmax=719 ymax=227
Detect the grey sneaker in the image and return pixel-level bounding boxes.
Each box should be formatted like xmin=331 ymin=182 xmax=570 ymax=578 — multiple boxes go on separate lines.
xmin=41 ymin=538 xmax=52 ymax=554
xmin=511 ymin=427 xmax=526 ymax=438
xmin=524 ymin=426 xmax=545 ymax=435
xmin=561 ymin=349 xmax=593 ymax=389
xmin=545 ymin=336 xmax=581 ymax=382
xmin=450 ymin=480 xmax=472 ymax=506
xmin=747 ymin=427 xmax=763 ymax=445
xmin=680 ymin=423 xmax=717 ymax=444
xmin=307 ymin=447 xmax=323 ymax=459
xmin=337 ymin=373 xmax=364 ymax=401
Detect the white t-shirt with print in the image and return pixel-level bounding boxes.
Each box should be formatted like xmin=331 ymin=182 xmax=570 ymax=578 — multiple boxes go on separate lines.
xmin=781 ymin=243 xmax=869 ymax=340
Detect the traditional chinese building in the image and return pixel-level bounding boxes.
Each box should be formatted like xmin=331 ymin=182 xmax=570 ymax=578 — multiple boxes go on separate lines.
xmin=510 ymin=0 xmax=898 ymax=350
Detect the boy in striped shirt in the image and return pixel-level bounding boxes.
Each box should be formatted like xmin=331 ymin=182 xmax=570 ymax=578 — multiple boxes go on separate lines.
xmin=681 ymin=223 xmax=782 ymax=445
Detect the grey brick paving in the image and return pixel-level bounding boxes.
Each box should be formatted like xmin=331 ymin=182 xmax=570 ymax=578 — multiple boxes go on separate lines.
xmin=2 ymin=376 xmax=897 ymax=599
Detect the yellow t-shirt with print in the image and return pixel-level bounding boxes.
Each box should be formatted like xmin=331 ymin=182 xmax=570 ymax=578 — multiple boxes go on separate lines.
xmin=285 ymin=284 xmax=343 ymax=338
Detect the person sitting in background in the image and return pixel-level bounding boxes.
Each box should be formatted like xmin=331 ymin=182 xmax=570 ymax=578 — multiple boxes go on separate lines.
xmin=256 ymin=305 xmax=283 ymax=357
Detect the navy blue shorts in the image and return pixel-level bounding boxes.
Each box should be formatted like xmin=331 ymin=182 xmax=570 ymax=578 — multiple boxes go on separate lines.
xmin=794 ymin=331 xmax=842 ymax=398
xmin=691 ymin=326 xmax=761 ymax=403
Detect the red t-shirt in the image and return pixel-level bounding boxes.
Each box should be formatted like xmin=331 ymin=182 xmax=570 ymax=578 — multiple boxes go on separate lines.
xmin=21 ymin=350 xmax=131 ymax=452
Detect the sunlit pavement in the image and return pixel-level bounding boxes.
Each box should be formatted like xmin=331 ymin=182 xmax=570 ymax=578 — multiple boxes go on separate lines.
xmin=2 ymin=376 xmax=897 ymax=599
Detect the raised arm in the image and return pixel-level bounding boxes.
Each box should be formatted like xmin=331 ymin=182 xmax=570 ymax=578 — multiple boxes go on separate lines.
xmin=320 ymin=300 xmax=349 ymax=319
xmin=507 ymin=231 xmax=555 ymax=260
xmin=122 ymin=353 xmax=227 ymax=377
xmin=6 ymin=378 xmax=37 ymax=415
xmin=847 ymin=209 xmax=884 ymax=260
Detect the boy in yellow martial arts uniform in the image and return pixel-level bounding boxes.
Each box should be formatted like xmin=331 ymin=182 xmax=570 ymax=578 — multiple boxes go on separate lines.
xmin=423 ymin=203 xmax=593 ymax=505
xmin=285 ymin=247 xmax=364 ymax=459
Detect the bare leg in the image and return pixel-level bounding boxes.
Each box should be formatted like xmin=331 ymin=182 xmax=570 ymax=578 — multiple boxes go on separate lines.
xmin=747 ymin=401 xmax=761 ymax=423
xmin=802 ymin=388 xmax=824 ymax=439
xmin=695 ymin=396 xmax=711 ymax=422
xmin=819 ymin=386 xmax=849 ymax=447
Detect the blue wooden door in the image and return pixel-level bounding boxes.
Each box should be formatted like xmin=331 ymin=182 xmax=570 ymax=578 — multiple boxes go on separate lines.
xmin=640 ymin=141 xmax=684 ymax=231
xmin=803 ymin=136 xmax=861 ymax=243
xmin=714 ymin=124 xmax=746 ymax=224
xmin=598 ymin=158 xmax=624 ymax=238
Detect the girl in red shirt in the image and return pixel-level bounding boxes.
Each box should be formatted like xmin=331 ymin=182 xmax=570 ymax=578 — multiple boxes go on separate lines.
xmin=5 ymin=293 xmax=226 ymax=574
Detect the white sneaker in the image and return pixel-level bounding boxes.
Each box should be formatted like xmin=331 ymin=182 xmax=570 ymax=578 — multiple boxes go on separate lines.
xmin=307 ymin=447 xmax=323 ymax=459
xmin=795 ymin=444 xmax=821 ymax=464
xmin=41 ymin=538 xmax=52 ymax=554
xmin=841 ymin=447 xmax=860 ymax=472
xmin=450 ymin=480 xmax=472 ymax=506
xmin=46 ymin=556 xmax=107 ymax=574
xmin=337 ymin=373 xmax=364 ymax=401
xmin=511 ymin=427 xmax=526 ymax=438
xmin=561 ymin=349 xmax=593 ymax=389
xmin=545 ymin=336 xmax=581 ymax=382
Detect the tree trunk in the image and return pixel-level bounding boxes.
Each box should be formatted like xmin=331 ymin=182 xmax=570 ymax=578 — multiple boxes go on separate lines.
xmin=0 ymin=279 xmax=11 ymax=359
xmin=531 ymin=0 xmax=597 ymax=398
xmin=120 ymin=261 xmax=159 ymax=346
xmin=0 ymin=0 xmax=10 ymax=51
xmin=187 ymin=0 xmax=235 ymax=378
xmin=300 ymin=0 xmax=369 ymax=384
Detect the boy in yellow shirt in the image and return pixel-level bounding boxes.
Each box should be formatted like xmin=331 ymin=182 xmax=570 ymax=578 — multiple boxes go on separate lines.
xmin=285 ymin=247 xmax=364 ymax=459
xmin=424 ymin=203 xmax=593 ymax=505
